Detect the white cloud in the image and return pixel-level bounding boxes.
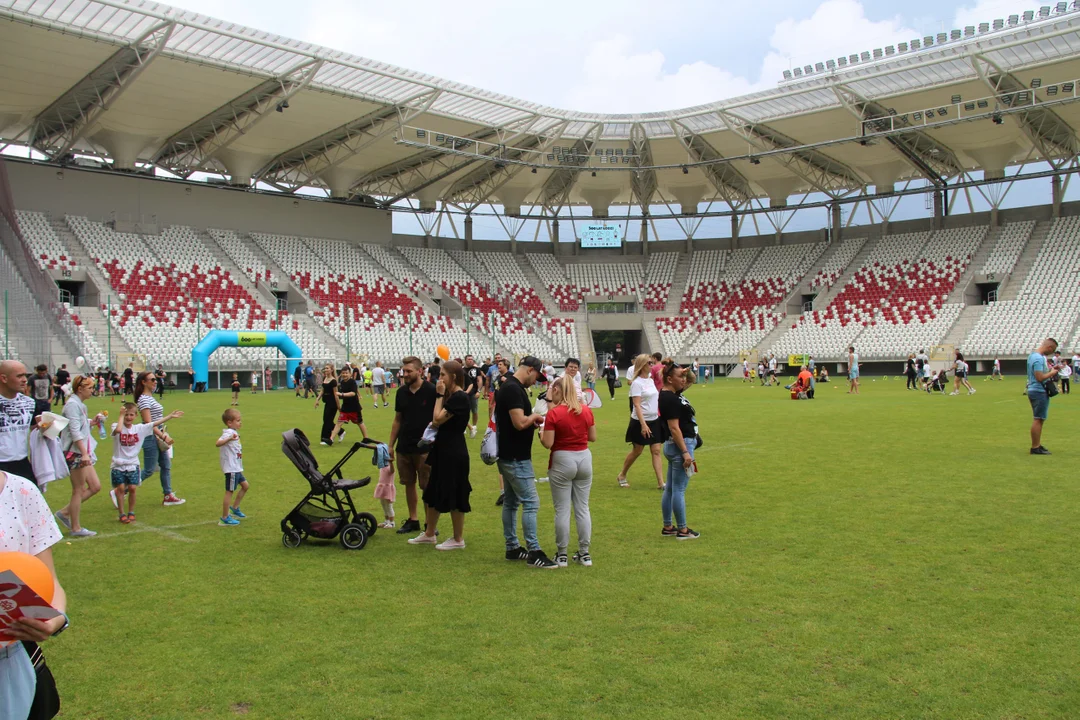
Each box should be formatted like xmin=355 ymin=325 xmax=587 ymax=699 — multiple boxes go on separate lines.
xmin=953 ymin=0 xmax=1035 ymax=29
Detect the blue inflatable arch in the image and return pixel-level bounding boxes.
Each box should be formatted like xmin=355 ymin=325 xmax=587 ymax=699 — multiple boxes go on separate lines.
xmin=192 ymin=330 xmax=302 ymax=389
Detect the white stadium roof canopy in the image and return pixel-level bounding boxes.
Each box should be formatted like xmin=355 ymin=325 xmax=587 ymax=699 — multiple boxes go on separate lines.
xmin=3 ymin=0 xmax=1080 ymax=216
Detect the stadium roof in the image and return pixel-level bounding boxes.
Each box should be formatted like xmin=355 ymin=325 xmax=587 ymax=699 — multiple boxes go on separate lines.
xmin=2 ymin=0 xmax=1080 ymax=215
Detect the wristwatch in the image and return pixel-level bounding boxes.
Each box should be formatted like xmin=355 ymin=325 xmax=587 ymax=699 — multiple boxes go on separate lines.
xmin=52 ymin=612 xmax=70 ymax=637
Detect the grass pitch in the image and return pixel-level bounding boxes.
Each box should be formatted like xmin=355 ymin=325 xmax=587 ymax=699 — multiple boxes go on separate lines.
xmin=43 ymin=376 xmax=1079 ymax=719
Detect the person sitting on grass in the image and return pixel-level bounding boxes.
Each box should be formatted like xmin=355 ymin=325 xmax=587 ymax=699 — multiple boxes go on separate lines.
xmin=216 ymin=408 xmax=249 ymax=527
xmin=111 ymin=402 xmax=183 ymax=524
xmin=819 ymin=366 xmax=829 ymax=383
xmin=231 ymin=373 xmax=240 ymax=406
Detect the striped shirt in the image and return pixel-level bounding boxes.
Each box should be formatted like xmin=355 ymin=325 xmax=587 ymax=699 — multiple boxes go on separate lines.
xmin=136 ymin=393 xmax=164 ymax=423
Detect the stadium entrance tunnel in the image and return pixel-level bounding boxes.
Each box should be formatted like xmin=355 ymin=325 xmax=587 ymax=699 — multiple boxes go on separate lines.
xmin=192 ymin=330 xmax=301 ymax=390
xmin=592 ymin=329 xmax=642 ymax=366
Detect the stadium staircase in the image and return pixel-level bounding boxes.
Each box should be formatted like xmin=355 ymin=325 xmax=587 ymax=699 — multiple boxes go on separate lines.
xmin=809 ymin=234 xmax=881 ymax=310
xmin=513 ymin=255 xmax=560 ymax=316
xmin=998 ymin=220 xmax=1051 ymax=301
xmin=663 ymin=253 xmax=690 ymax=314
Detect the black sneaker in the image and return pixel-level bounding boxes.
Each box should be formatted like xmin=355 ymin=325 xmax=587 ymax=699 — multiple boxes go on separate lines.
xmin=495 ymin=492 xmax=505 ymax=506
xmin=662 ymin=526 xmax=679 ymax=537
xmin=505 ymin=546 xmax=528 ymax=561
xmin=1030 ymin=446 xmax=1052 ymax=455
xmin=527 ymin=549 xmax=558 ymax=569
xmin=396 ymin=519 xmax=421 ymax=534
xmin=676 ymin=528 xmax=700 ymax=541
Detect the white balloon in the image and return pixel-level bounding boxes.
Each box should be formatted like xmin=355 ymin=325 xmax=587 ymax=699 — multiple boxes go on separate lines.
xmin=75 ymin=356 xmax=86 ymax=368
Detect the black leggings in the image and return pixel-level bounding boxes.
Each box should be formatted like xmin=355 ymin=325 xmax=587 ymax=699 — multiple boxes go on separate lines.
xmin=906 ymin=371 xmax=917 ymax=389
xmin=321 ymin=402 xmax=339 ymax=443
xmin=1063 ymin=378 xmax=1071 ymax=394
xmin=607 ymin=379 xmax=616 ymax=399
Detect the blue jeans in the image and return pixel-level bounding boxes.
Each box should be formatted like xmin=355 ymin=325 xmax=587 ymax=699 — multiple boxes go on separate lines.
xmin=661 ymin=440 xmax=694 ymax=529
xmin=142 ymin=435 xmax=173 ymax=495
xmin=498 ymin=458 xmax=540 ymax=551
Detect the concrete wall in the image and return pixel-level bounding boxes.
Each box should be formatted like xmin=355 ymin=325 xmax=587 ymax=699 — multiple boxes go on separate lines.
xmin=7 ymin=160 xmax=392 ymax=242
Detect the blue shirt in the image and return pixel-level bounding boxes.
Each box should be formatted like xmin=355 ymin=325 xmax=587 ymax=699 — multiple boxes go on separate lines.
xmin=1027 ymin=352 xmax=1048 ymax=393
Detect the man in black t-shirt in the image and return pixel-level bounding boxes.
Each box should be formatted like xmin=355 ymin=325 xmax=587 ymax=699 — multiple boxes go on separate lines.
xmin=495 ymin=356 xmax=557 ymax=569
xmin=463 ymin=354 xmax=482 ymax=439
xmin=29 ymin=365 xmax=53 ymax=418
xmin=389 ymin=356 xmax=437 ymax=534
xmin=53 ymin=364 xmax=70 ymax=406
xmin=123 ymin=364 xmax=134 ymax=396
xmin=427 ymin=359 xmax=441 ymax=385
xmin=331 ymin=366 xmax=368 ymax=441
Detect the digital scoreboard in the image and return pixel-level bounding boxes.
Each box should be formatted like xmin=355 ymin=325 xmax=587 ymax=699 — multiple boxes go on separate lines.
xmin=579 ymin=224 xmax=622 ymax=248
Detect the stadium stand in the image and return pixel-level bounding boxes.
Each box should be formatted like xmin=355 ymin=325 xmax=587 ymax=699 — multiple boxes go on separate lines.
xmin=980 ymin=220 xmax=1035 ymax=276
xmin=15 ymin=210 xmax=79 ymax=274
xmin=565 ymin=262 xmax=642 ymax=299
xmin=643 ymin=252 xmax=678 ymax=311
xmin=809 ymin=237 xmax=865 ymax=290
xmin=526 ymin=253 xmax=581 ymax=311
xmin=207 ymin=228 xmax=277 ymax=287
xmin=963 ymin=217 xmax=1080 ymax=357
xmin=360 ymin=243 xmax=433 ymax=297
xmin=400 ymin=246 xmax=563 ymax=360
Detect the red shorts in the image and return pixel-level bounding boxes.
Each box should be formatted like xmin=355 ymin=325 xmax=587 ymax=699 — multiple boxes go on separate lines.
xmin=338 ymin=412 xmax=360 ymax=424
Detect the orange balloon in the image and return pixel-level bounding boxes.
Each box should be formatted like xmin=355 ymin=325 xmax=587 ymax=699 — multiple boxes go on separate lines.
xmin=436 ymin=344 xmax=451 ymax=361
xmin=0 ymin=552 xmax=55 ymax=605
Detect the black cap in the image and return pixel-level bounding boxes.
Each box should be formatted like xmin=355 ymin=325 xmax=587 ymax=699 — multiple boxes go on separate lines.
xmin=520 ymin=356 xmax=547 ymax=381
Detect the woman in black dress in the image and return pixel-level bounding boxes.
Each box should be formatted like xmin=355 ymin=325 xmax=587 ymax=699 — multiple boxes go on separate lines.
xmin=313 ymin=364 xmax=342 ymax=446
xmin=905 ymin=354 xmax=917 ymax=390
xmin=408 ymin=360 xmax=471 ymax=550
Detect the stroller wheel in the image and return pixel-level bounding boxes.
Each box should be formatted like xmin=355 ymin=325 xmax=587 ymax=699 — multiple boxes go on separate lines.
xmin=282 ymin=530 xmax=302 ymax=549
xmin=355 ymin=512 xmax=378 ymax=537
xmin=339 ymin=523 xmax=368 ymax=550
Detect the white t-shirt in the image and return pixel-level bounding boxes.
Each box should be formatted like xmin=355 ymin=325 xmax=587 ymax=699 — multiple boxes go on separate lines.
xmin=625 ymin=365 xmax=635 ymax=381
xmin=0 ymin=393 xmax=36 ymax=463
xmin=0 ymin=472 xmax=62 ymax=558
xmin=372 ymin=367 xmax=386 ymax=386
xmin=1072 ymin=354 xmax=1080 ymax=368
xmin=251 ymin=373 xmax=258 ymax=386
xmin=111 ymin=422 xmax=154 ymax=471
xmin=743 ymin=361 xmax=749 ymax=372
xmin=994 ymin=359 xmax=1000 ymax=370
xmin=1060 ymin=365 xmax=1073 ymax=379
xmin=768 ymin=358 xmax=776 ymax=371
xmin=219 ymin=429 xmax=243 ymax=474
xmin=543 ymin=364 xmax=556 ymax=380
xmin=692 ymin=361 xmax=699 ymax=373
xmin=629 ymin=376 xmax=660 ymax=421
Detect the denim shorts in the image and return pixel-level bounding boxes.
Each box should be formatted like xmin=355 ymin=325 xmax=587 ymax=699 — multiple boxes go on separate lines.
xmin=224 ymin=472 xmax=248 ymax=491
xmin=1028 ymin=390 xmax=1049 ymax=420
xmin=111 ymin=468 xmax=141 ymax=487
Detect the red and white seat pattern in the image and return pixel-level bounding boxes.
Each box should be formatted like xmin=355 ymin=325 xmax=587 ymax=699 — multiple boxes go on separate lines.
xmin=809 ymin=237 xmax=865 ymax=290
xmin=683 ymin=244 xmax=825 ymax=356
xmin=655 ymin=316 xmax=696 ymax=357
xmin=981 ymin=220 xmax=1034 ymax=276
xmin=965 ymin=217 xmax=1080 ymax=356
xmin=643 ymin=252 xmax=678 ymax=310
xmin=254 ymin=232 xmax=458 ymax=362
xmin=207 ymin=228 xmax=276 ymax=286
xmin=526 ymin=253 xmax=581 ymax=311
xmin=566 ymin=262 xmax=642 ymax=299
xmin=401 ymin=247 xmax=562 ymax=359
xmin=474 ymin=251 xmax=576 ymax=355
xmin=16 ymin=210 xmax=79 ymax=274
xmin=360 ymin=243 xmax=432 ymax=296
xmin=57 ymin=304 xmax=107 ymax=369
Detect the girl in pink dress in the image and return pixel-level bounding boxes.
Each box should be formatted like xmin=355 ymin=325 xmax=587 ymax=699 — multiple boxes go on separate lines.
xmin=373 ymin=463 xmax=396 ymax=529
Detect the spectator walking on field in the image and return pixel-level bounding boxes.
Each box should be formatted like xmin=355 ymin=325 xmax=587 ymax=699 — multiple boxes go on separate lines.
xmin=847 ymin=346 xmax=860 ymax=394
xmin=0 ymin=360 xmax=42 ymax=483
xmin=616 ymin=354 xmax=665 ymax=490
xmin=372 ymin=361 xmax=388 ymax=409
xmin=1027 ymin=338 xmax=1059 ymax=455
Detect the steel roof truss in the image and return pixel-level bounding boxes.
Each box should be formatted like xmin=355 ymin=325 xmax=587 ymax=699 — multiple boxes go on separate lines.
xmin=629 ymin=124 xmax=657 ymax=210
xmin=28 ymin=19 xmax=175 ymax=159
xmin=669 ymin=119 xmax=752 ymax=206
xmin=540 ymin=124 xmax=603 ymax=215
xmin=151 ymin=57 xmax=324 ymax=175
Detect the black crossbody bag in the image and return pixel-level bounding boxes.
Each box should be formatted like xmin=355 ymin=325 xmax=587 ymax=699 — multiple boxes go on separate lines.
xmin=23 ymin=641 xmax=61 ymax=720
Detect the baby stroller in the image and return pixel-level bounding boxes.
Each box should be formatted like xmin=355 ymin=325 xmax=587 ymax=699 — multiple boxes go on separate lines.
xmin=280 ymin=428 xmax=380 ymax=550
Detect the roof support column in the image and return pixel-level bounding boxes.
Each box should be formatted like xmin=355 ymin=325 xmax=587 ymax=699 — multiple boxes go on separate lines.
xmin=640 ymin=217 xmax=649 ymax=258
xmin=830 ymin=202 xmax=842 ymax=244
xmin=1052 ymin=174 xmax=1063 ymax=218
xmin=730 ymin=213 xmax=739 ymax=250
xmin=933 ymin=188 xmax=945 ymax=230
xmin=464 ymin=214 xmax=474 ymax=250
xmin=551 ymin=218 xmax=560 ymax=252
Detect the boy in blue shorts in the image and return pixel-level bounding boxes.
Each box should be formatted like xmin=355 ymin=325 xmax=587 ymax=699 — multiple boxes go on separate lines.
xmin=217 ymin=408 xmax=249 ymax=526
xmin=111 ymin=401 xmax=183 ymax=523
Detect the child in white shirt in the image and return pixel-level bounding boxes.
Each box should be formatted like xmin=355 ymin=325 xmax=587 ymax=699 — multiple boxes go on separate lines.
xmin=111 ymin=402 xmax=182 ymax=523
xmin=216 ymin=408 xmax=249 ymax=526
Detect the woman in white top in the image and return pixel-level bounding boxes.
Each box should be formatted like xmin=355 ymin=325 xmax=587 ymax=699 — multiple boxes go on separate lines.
xmin=56 ymin=374 xmax=102 ymax=537
xmin=0 ymin=469 xmax=69 ymax=719
xmin=616 ymin=354 xmax=665 ymax=490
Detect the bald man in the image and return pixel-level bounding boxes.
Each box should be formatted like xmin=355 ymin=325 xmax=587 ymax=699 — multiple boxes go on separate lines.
xmin=0 ymin=359 xmax=40 ymax=481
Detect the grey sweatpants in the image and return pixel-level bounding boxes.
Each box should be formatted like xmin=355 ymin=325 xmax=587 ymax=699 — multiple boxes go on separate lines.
xmin=548 ymin=449 xmax=593 ymax=555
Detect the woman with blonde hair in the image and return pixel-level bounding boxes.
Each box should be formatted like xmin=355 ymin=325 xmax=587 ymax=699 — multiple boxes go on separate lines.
xmin=616 ymin=354 xmax=665 ymax=490
xmin=540 ymin=374 xmax=596 ymax=567
xmin=55 ymin=374 xmax=103 ymax=536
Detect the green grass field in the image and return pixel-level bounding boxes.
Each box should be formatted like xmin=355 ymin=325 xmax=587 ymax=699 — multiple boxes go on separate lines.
xmin=40 ymin=376 xmax=1080 ymax=719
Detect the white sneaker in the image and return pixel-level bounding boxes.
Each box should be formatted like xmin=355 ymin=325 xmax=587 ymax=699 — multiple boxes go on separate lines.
xmin=110 ymin=488 xmax=119 ymax=509
xmin=436 ymin=538 xmax=466 ymax=550
xmin=468 ymin=425 xmax=477 ymax=438
xmin=407 ymin=532 xmax=438 ymax=545
xmin=378 ymin=520 xmax=395 ymax=529
xmin=968 ymin=389 xmax=976 ymax=395
xmin=949 ymin=391 xmax=959 ymax=396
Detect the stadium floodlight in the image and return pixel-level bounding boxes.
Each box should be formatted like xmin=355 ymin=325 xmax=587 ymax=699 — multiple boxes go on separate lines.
xmin=977 ymin=99 xmax=989 ymax=108
xmin=1031 ymin=78 xmax=1042 ymax=88
xmin=979 ymin=22 xmax=989 ymax=32
xmin=1047 ymin=85 xmax=1059 ymax=95
xmin=964 ymin=102 xmax=976 ymax=111
xmin=937 ymin=33 xmax=948 ymax=43
xmin=1064 ymin=81 xmax=1075 ymax=92
xmin=1008 ymin=14 xmax=1019 ymax=25
xmin=885 ymin=45 xmax=895 ymax=55
xmin=993 ymin=19 xmax=1004 ymax=29
xmin=861 ymin=51 xmax=871 ymax=61
xmin=951 ymin=94 xmax=962 ymax=104
xmin=849 ymin=54 xmax=860 ymax=64
xmin=951 ymin=29 xmax=961 ymax=40
xmin=1023 ymin=10 xmax=1034 ymax=21
xmin=783 ymin=70 xmax=793 ymax=80
xmin=965 ymin=26 xmax=975 ymax=36
xmin=838 ymin=57 xmax=848 ymax=67
xmin=1039 ymin=6 xmax=1050 ymax=17
xmin=793 ymin=67 xmax=803 ymax=77
xmin=911 ymin=39 xmax=921 ymax=50
xmin=898 ymin=42 xmax=908 ymax=52
xmin=804 ymin=65 xmax=813 ymax=75
xmin=873 ymin=48 xmax=883 ymax=58
xmin=1057 ymin=1 xmax=1068 ymax=11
